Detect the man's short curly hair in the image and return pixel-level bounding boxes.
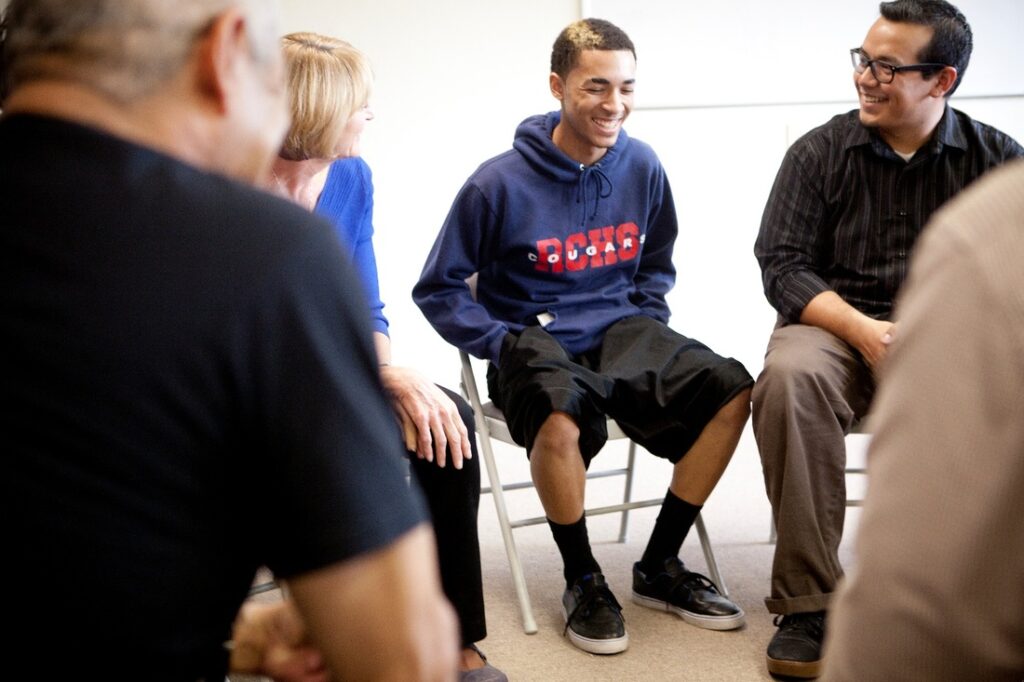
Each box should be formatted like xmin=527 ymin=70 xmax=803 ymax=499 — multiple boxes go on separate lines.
xmin=550 ymin=18 xmax=635 ymax=79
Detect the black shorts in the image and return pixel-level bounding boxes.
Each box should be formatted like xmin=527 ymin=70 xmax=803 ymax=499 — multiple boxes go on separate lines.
xmin=487 ymin=315 xmax=752 ymax=467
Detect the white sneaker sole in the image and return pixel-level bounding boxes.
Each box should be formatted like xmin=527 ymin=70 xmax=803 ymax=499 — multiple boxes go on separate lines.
xmin=631 ymin=591 xmax=746 ymax=631
xmin=561 ymin=604 xmax=629 ymax=654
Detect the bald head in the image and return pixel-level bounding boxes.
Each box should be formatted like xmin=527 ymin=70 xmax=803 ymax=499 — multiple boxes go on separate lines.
xmin=2 ymin=0 xmax=280 ymax=104
xmin=1 ymin=0 xmax=289 ymax=184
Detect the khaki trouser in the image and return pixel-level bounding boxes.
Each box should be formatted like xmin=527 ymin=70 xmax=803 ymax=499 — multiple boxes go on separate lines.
xmin=752 ymin=322 xmax=875 ymax=614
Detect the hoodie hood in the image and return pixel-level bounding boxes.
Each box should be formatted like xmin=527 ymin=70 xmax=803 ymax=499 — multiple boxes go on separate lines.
xmin=513 ymin=111 xmax=630 ymax=180
xmin=513 ymin=111 xmax=628 ymax=225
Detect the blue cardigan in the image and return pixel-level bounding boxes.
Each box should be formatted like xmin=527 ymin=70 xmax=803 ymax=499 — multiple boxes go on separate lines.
xmin=316 ymin=157 xmax=389 ymax=335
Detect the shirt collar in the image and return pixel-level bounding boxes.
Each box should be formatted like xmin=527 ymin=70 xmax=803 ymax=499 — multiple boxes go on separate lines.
xmin=843 ymin=104 xmax=967 ymax=159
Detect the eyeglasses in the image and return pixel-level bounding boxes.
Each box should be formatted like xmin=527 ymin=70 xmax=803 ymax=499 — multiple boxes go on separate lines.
xmin=849 ymin=48 xmax=947 ymax=84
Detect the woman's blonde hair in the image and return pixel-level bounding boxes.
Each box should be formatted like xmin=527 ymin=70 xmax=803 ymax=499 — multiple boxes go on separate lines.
xmin=279 ymin=31 xmax=373 ymax=160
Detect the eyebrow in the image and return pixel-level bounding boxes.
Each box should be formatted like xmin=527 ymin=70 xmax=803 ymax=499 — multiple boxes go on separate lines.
xmin=585 ymin=77 xmax=637 ymax=85
xmin=858 ymin=48 xmax=902 ymax=65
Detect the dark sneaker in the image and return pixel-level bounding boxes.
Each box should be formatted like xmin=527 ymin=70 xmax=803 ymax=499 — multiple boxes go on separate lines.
xmin=631 ymin=558 xmax=745 ymax=630
xmin=766 ymin=611 xmax=826 ymax=678
xmin=561 ymin=572 xmax=628 ymax=654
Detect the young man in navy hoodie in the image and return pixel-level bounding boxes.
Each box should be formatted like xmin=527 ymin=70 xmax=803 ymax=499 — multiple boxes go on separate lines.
xmin=414 ymin=18 xmax=753 ymax=654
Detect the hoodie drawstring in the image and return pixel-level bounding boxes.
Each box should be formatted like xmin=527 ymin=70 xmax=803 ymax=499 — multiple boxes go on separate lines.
xmin=575 ymin=164 xmax=614 ymax=226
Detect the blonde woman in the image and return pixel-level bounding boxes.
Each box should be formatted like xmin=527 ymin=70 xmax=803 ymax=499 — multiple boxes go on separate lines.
xmin=269 ymin=32 xmax=505 ymax=682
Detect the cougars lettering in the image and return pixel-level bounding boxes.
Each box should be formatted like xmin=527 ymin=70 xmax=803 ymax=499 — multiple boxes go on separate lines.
xmin=532 ymin=222 xmax=642 ymax=273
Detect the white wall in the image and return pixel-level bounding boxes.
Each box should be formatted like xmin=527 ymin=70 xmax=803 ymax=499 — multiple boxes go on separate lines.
xmin=280 ymin=0 xmax=1024 ymax=383
xmin=591 ymin=0 xmax=1024 ymax=105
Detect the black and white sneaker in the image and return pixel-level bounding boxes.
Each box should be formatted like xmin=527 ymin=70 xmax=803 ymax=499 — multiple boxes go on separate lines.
xmin=632 ymin=557 xmax=745 ymax=630
xmin=561 ymin=572 xmax=629 ymax=654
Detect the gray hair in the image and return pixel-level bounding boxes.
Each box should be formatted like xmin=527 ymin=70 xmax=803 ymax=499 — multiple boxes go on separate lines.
xmin=2 ymin=0 xmax=280 ymax=103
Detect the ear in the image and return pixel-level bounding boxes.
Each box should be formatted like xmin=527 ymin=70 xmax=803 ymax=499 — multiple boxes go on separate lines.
xmin=549 ymin=71 xmax=565 ymax=102
xmin=194 ymin=9 xmax=249 ymax=114
xmin=932 ymin=66 xmax=958 ymax=98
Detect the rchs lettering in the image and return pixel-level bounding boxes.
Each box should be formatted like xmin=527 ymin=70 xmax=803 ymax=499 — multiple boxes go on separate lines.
xmin=531 ymin=223 xmax=643 ymax=273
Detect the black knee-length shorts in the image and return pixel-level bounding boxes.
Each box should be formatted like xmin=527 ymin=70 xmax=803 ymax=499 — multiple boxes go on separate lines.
xmin=486 ymin=315 xmax=753 ymax=467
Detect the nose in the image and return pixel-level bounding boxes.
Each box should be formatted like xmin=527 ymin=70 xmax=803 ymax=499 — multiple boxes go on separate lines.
xmin=602 ymin=89 xmax=623 ymax=113
xmin=855 ymin=64 xmax=880 ymax=88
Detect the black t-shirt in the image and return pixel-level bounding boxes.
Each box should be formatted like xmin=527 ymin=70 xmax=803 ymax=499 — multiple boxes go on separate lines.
xmin=0 ymin=114 xmax=426 ymax=681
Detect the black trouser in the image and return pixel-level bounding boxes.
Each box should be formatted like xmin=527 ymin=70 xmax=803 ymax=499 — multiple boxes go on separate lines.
xmin=407 ymin=386 xmax=485 ymax=646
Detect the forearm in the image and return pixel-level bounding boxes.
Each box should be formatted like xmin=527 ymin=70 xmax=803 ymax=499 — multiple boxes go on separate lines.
xmin=414 ymin=184 xmax=510 ymax=363
xmin=288 ymin=524 xmax=459 ymax=681
xmin=228 ymin=600 xmax=327 ymax=681
xmin=373 ymin=331 xmax=391 ymax=366
xmin=633 ymin=183 xmax=677 ymax=319
xmin=632 ymin=258 xmax=674 ymax=321
xmin=412 ymin=282 xmax=509 ymax=364
xmin=799 ymin=290 xmax=893 ymax=367
xmin=799 ymin=291 xmax=870 ymax=345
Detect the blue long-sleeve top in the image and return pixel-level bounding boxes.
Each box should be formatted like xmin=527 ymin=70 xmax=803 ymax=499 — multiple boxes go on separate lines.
xmin=413 ymin=111 xmax=678 ymax=365
xmin=315 ymin=157 xmax=388 ymax=335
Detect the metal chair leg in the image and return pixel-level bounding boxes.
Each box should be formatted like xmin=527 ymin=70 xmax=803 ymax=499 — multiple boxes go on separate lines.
xmin=462 ymin=354 xmax=538 ymax=634
xmin=617 ymin=440 xmax=638 ymax=543
xmin=695 ymin=513 xmax=729 ymax=598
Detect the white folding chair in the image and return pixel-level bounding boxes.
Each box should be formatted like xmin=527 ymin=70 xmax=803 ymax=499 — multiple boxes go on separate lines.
xmin=459 ymin=350 xmax=730 ymax=634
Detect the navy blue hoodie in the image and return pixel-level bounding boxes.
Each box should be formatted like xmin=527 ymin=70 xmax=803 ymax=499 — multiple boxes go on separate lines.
xmin=414 ymin=111 xmax=678 ymax=365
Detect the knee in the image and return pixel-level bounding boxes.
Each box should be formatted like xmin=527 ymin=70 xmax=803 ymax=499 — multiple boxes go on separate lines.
xmin=715 ymin=387 xmax=751 ymax=431
xmin=454 ymin=394 xmax=475 ymax=433
xmin=753 ymin=347 xmax=824 ymax=409
xmin=531 ymin=411 xmax=581 ymax=460
xmin=435 ymin=385 xmax=475 ymax=432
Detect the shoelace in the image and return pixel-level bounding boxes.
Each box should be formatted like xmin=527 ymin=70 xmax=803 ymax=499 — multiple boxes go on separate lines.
xmin=670 ymin=569 xmax=722 ymax=596
xmin=564 ymin=580 xmax=623 ymax=635
xmin=772 ymin=612 xmax=825 ymax=639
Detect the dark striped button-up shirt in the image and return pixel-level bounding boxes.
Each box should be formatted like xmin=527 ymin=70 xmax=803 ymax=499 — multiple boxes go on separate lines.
xmin=755 ymin=106 xmax=1023 ymax=322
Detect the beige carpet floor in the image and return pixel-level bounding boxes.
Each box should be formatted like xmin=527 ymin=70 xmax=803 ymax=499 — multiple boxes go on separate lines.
xmin=236 ymin=427 xmax=867 ymax=681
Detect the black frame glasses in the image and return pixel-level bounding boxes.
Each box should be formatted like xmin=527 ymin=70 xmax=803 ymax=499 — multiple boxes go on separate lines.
xmin=849 ymin=48 xmax=947 ymax=84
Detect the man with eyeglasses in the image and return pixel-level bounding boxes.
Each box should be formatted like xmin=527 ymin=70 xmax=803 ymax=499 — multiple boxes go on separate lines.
xmin=752 ymin=0 xmax=1022 ymax=678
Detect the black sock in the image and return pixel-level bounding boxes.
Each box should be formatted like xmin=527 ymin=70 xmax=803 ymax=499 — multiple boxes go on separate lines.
xmin=639 ymin=489 xmax=701 ymax=575
xmin=548 ymin=515 xmax=602 ymax=587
